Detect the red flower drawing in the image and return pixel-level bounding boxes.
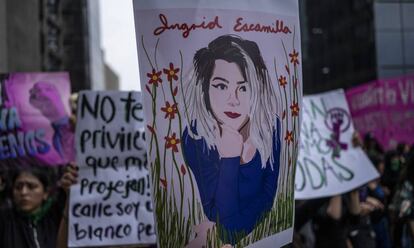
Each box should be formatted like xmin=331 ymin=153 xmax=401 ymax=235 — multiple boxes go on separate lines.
xmin=161 ymin=101 xmax=178 ymax=119
xmin=147 ymin=69 xmax=162 ymax=86
xmin=290 ymin=102 xmax=300 ymax=117
xmin=165 ymin=133 xmax=180 ymax=152
xmin=289 ymin=49 xmax=300 ymax=66
xmin=278 ymin=75 xmax=287 ymax=88
xmin=163 ymin=63 xmax=180 ymax=81
xmin=285 ymin=130 xmax=294 ymax=145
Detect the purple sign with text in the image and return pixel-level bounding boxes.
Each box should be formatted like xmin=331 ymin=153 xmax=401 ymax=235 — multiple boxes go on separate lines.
xmin=346 ymin=74 xmax=414 ymax=150
xmin=0 ymin=72 xmax=74 ymax=166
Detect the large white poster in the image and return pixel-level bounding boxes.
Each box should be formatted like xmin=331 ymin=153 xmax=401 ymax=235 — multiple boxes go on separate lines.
xmin=68 ymin=91 xmax=156 ymax=247
xmin=133 ymin=0 xmax=302 ymax=247
xmin=295 ymin=89 xmax=379 ymax=199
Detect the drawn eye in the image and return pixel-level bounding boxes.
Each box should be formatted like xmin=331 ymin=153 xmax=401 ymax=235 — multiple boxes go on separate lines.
xmin=212 ymin=83 xmax=227 ymax=90
xmin=239 ymin=85 xmax=247 ymax=92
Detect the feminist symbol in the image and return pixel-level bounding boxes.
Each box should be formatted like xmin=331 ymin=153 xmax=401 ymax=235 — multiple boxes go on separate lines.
xmin=325 ymin=108 xmax=350 ymax=158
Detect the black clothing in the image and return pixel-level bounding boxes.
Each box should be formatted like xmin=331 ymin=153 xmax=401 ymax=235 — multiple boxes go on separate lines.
xmin=0 ymin=191 xmax=65 ymax=248
xmin=294 ymin=198 xmax=329 ymax=230
xmin=313 ymin=196 xmax=359 ymax=248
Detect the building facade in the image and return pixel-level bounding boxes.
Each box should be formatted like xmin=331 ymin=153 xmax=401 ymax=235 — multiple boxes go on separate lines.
xmin=374 ymin=0 xmax=414 ymax=78
xmin=0 ymin=0 xmax=105 ymax=92
xmin=300 ymin=0 xmax=414 ymax=94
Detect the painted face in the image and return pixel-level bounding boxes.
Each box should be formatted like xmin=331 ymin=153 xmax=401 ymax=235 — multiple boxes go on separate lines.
xmin=209 ymin=59 xmax=250 ymax=131
xmin=13 ymin=172 xmax=48 ymax=214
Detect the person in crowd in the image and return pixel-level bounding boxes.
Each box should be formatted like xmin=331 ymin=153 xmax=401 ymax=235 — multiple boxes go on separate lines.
xmin=181 ymin=34 xmax=281 ymax=244
xmin=363 ymin=133 xmax=384 ymax=158
xmin=293 ymin=198 xmax=329 ymax=248
xmin=312 ymin=190 xmax=361 ymax=248
xmin=390 ymin=150 xmax=414 ymax=247
xmin=383 ymin=150 xmax=405 ymax=199
xmin=365 ymin=154 xmax=392 ymax=248
xmin=0 ymin=165 xmax=11 ymax=210
xmin=351 ymin=182 xmax=385 ymax=248
xmin=0 ymin=158 xmax=78 ymax=248
xmin=309 ymin=133 xmax=362 ymax=247
xmin=397 ymin=142 xmax=411 ymax=165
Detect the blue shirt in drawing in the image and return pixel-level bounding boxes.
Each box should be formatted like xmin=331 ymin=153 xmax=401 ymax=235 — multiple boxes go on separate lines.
xmin=181 ymin=118 xmax=281 ymax=243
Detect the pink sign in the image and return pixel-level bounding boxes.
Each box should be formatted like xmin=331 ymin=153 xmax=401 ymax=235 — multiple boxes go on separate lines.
xmin=0 ymin=72 xmax=74 ymax=165
xmin=345 ymin=74 xmax=414 ymax=150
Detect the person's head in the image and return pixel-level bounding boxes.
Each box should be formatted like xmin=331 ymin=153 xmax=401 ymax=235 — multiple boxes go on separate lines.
xmin=385 ymin=150 xmax=401 ymax=173
xmin=396 ymin=150 xmax=414 ymax=186
xmin=183 ymin=35 xmax=280 ymax=167
xmin=11 ymin=162 xmax=51 ymax=214
xmin=369 ymin=154 xmax=385 ymax=176
xmin=363 ymin=132 xmax=383 ymax=154
xmin=397 ymin=142 xmax=411 ymax=158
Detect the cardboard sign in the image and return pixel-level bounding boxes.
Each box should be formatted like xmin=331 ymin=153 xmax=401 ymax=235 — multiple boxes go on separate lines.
xmin=346 ymin=75 xmax=414 ymax=150
xmin=295 ymin=89 xmax=379 ymax=200
xmin=0 ymin=72 xmax=74 ymax=165
xmin=133 ymin=1 xmax=302 ymax=247
xmin=68 ymin=91 xmax=156 ymax=247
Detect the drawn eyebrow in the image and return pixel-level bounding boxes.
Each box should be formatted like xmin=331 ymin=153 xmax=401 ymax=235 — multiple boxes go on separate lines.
xmin=212 ymin=77 xmax=229 ymax=84
xmin=237 ymin=81 xmax=247 ymax=85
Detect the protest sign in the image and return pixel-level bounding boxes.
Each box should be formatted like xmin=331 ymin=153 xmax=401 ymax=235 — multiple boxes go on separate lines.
xmin=0 ymin=72 xmax=74 ymax=165
xmin=346 ymin=74 xmax=414 ymax=150
xmin=133 ymin=0 xmax=302 ymax=246
xmin=295 ymin=89 xmax=379 ymax=200
xmin=68 ymin=91 xmax=156 ymax=247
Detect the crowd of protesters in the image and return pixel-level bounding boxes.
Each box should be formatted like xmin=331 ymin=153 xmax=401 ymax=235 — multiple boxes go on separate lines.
xmin=0 ymin=93 xmax=156 ymax=248
xmin=294 ymin=133 xmax=414 ymax=248
xmin=0 ymin=93 xmax=412 ymax=247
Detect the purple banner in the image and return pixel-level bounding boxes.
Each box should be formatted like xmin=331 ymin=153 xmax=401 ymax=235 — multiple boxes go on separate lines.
xmin=0 ymin=72 xmax=74 ymax=166
xmin=345 ymin=74 xmax=414 ymax=150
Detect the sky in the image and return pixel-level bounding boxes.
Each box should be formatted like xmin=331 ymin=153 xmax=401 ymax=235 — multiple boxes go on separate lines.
xmin=100 ymin=0 xmax=141 ymax=91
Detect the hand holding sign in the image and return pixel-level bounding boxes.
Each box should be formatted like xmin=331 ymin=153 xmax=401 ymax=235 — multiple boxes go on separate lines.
xmin=59 ymin=163 xmax=79 ymax=193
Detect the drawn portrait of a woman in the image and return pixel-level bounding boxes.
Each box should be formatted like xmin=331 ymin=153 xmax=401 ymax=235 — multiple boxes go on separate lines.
xmin=181 ymin=34 xmax=282 ymax=243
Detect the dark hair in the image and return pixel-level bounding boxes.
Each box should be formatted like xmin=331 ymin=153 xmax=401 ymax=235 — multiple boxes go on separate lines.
xmin=368 ymin=153 xmax=384 ymax=169
xmin=403 ymin=150 xmax=414 ymax=183
xmin=193 ymin=35 xmax=268 ymax=115
xmin=184 ymin=34 xmax=280 ymax=167
xmin=363 ymin=132 xmax=383 ymax=154
xmin=7 ymin=157 xmax=53 ymax=190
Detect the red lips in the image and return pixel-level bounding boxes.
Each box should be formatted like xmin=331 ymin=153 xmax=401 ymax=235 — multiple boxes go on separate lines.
xmin=224 ymin=111 xmax=241 ymax=118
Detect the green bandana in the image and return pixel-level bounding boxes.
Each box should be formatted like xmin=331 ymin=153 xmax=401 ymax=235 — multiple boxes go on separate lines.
xmin=21 ymin=197 xmax=54 ymax=225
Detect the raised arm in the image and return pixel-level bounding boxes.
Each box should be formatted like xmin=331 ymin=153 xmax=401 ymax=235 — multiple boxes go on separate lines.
xmin=56 ymin=163 xmax=78 ymax=248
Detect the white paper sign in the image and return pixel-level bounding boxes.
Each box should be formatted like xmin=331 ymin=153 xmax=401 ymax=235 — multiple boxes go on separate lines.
xmin=68 ymin=91 xmax=156 ymax=247
xmin=133 ymin=0 xmax=302 ymax=247
xmin=295 ymin=89 xmax=379 ymax=199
